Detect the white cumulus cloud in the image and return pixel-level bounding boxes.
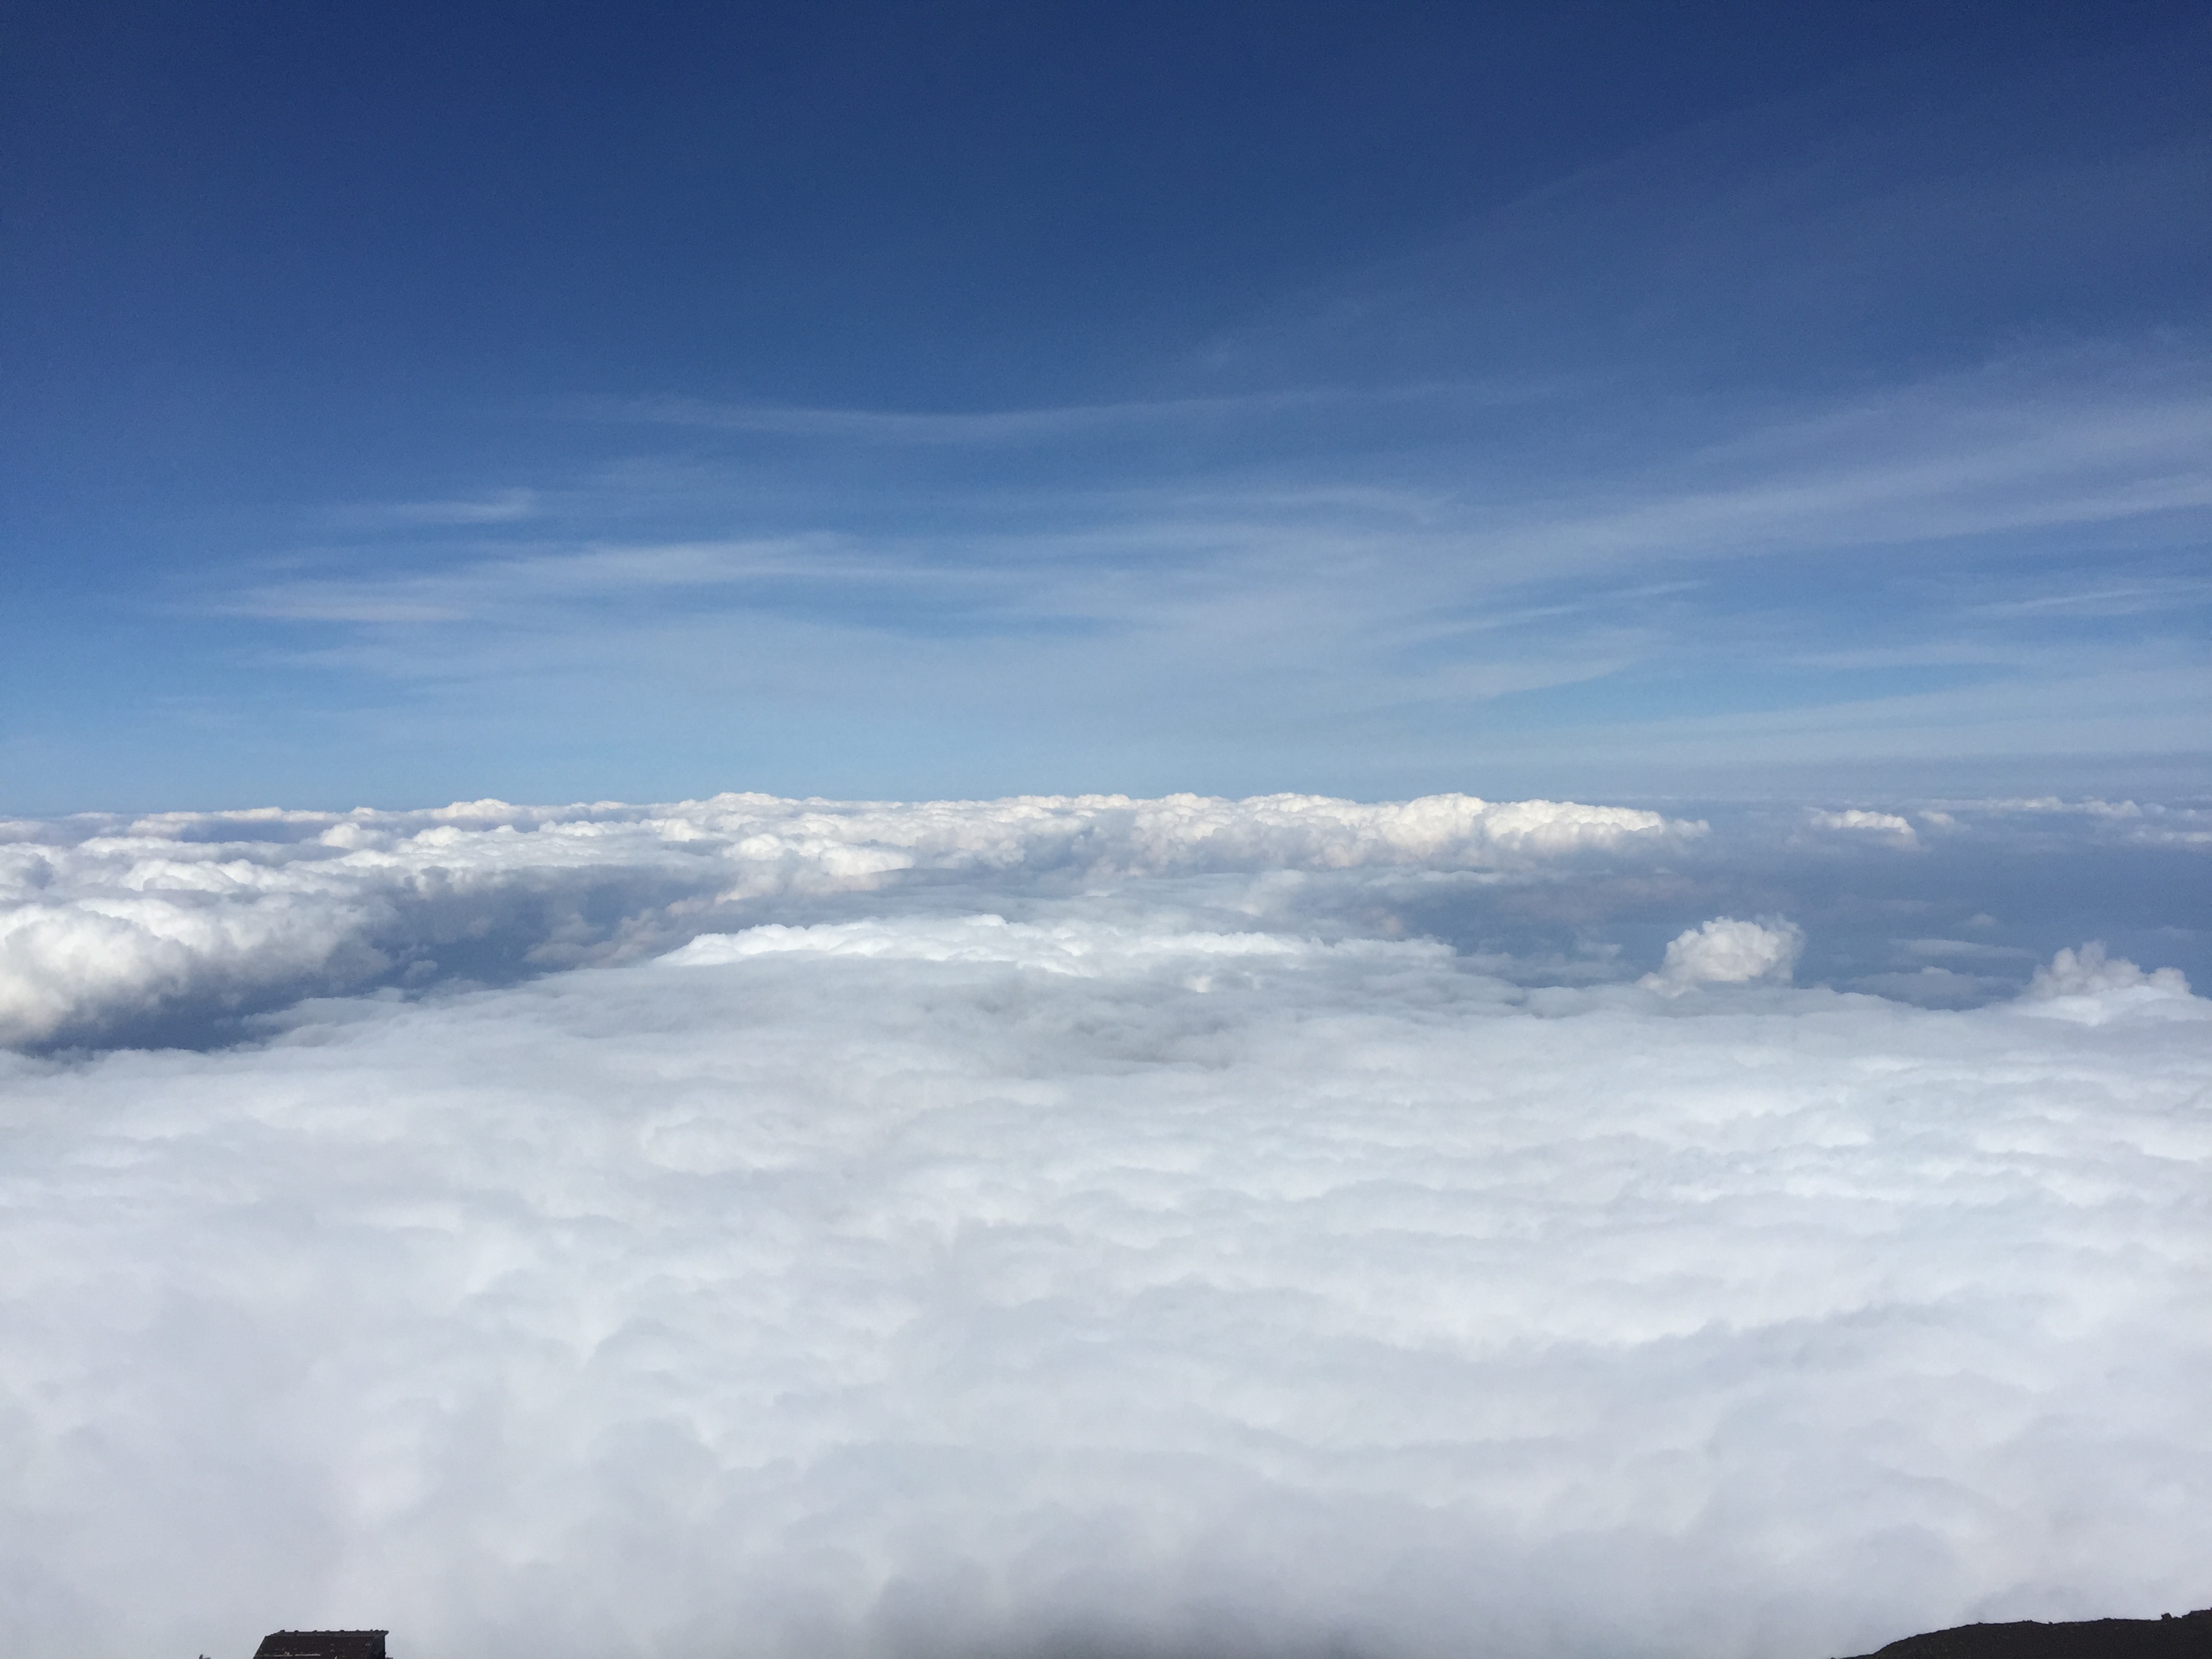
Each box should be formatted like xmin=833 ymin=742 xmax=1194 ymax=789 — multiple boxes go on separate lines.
xmin=0 ymin=793 xmax=1697 ymax=1050
xmin=1639 ymin=916 xmax=1805 ymax=993
xmin=1807 ymin=808 xmax=1918 ymax=844
xmin=2017 ymin=943 xmax=2195 ymax=1024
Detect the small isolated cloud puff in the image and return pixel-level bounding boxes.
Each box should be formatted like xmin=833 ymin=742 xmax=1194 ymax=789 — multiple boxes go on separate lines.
xmin=1807 ymin=808 xmax=1918 ymax=844
xmin=1641 ymin=916 xmax=1805 ymax=994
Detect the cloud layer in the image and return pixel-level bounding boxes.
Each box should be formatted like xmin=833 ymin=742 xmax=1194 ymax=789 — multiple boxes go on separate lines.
xmin=9 ymin=788 xmax=2211 ymax=1050
xmin=0 ymin=793 xmax=1689 ymax=1050
xmin=1 ymin=791 xmax=2208 ymax=1658
xmin=2 ymin=887 xmax=2205 ymax=1659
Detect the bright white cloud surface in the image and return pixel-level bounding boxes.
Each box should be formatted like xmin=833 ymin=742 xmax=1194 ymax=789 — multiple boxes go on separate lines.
xmin=1640 ymin=917 xmax=1805 ymax=992
xmin=0 ymin=793 xmax=1687 ymax=1049
xmin=1 ymin=794 xmax=2208 ymax=1659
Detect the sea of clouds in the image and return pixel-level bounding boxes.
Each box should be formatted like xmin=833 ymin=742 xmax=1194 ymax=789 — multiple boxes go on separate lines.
xmin=2 ymin=792 xmax=2208 ymax=1659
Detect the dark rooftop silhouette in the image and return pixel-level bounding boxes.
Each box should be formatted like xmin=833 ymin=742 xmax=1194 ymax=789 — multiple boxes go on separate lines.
xmin=252 ymin=1633 xmax=387 ymax=1659
xmin=1844 ymin=1609 xmax=2212 ymax=1659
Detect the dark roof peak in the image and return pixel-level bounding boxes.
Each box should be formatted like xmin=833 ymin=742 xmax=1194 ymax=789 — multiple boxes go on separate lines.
xmin=252 ymin=1632 xmax=388 ymax=1659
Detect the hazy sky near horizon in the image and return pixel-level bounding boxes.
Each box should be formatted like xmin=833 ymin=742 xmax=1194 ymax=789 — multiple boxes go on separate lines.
xmin=4 ymin=1 xmax=2209 ymax=811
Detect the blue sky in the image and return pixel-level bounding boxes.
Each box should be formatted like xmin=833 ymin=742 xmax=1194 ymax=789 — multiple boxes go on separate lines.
xmin=3 ymin=1 xmax=2207 ymax=812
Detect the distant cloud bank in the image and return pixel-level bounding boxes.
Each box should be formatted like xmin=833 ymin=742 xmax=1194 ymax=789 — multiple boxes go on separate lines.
xmin=0 ymin=793 xmax=1692 ymax=1049
xmin=7 ymin=789 xmax=2207 ymax=1050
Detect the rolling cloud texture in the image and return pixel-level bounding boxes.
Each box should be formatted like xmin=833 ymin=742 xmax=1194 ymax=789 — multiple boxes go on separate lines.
xmin=3 ymin=792 xmax=2206 ymax=1659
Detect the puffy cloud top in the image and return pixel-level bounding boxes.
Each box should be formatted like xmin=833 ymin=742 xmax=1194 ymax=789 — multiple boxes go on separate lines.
xmin=0 ymin=793 xmax=1694 ymax=1049
xmin=2018 ymin=942 xmax=2195 ymax=1023
xmin=1640 ymin=916 xmax=1805 ymax=993
xmin=1807 ymin=808 xmax=1919 ymax=844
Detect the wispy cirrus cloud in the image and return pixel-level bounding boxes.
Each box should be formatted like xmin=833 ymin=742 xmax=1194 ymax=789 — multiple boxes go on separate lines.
xmin=234 ymin=346 xmax=2212 ymax=657
xmin=574 ymin=388 xmax=1340 ymax=444
xmin=1971 ymin=577 xmax=2212 ymax=619
xmin=180 ymin=332 xmax=2209 ymax=805
xmin=13 ymin=12 xmax=2209 ymax=813
xmin=322 ymin=487 xmax=544 ymax=529
xmin=222 ymin=537 xmax=928 ymax=624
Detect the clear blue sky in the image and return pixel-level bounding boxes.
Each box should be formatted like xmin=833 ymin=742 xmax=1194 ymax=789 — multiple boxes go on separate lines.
xmin=3 ymin=1 xmax=2207 ymax=812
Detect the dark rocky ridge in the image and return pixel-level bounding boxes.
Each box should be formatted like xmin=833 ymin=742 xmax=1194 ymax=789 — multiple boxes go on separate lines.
xmin=230 ymin=1614 xmax=2210 ymax=1659
xmin=1844 ymin=1610 xmax=2212 ymax=1659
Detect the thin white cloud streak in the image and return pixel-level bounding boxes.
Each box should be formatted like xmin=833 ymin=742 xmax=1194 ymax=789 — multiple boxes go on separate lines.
xmin=1 ymin=895 xmax=2205 ymax=1659
xmin=255 ymin=617 xmax=2208 ymax=802
xmin=1479 ymin=387 xmax=2212 ymax=571
xmin=324 ymin=489 xmax=544 ymax=529
xmin=1970 ymin=578 xmax=2212 ymax=619
xmin=1467 ymin=659 xmax=2211 ymax=769
xmin=590 ymin=390 xmax=1306 ymax=443
xmin=251 ymin=355 xmax=2212 ymax=634
xmin=224 ymin=537 xmax=902 ymax=625
xmin=199 ymin=346 xmax=2212 ymax=792
xmin=209 ymin=632 xmax=2196 ymax=829
xmin=567 ymin=382 xmax=1547 ymax=446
